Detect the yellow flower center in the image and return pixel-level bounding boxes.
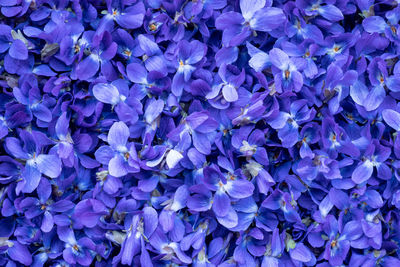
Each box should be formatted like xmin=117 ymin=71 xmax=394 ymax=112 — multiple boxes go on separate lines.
xmin=285 ymin=70 xmax=290 ymax=79
xmin=149 ymin=24 xmax=157 ymax=31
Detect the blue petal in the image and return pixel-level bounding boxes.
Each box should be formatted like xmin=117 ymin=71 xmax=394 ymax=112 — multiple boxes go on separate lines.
xmin=41 ymin=211 xmax=54 ymax=232
xmin=216 ymin=207 xmax=238 ymax=229
xmin=351 ymin=161 xmax=373 ymax=184
xmin=240 ymin=0 xmax=266 ymax=21
xmin=32 ymin=65 xmax=56 ymax=76
xmin=269 ymin=48 xmax=290 ymax=70
xmin=116 ymin=13 xmax=144 ymax=29
xmin=76 ymin=54 xmax=99 ymax=80
xmin=8 ymin=241 xmax=32 ymax=265
xmin=9 ymin=39 xmax=28 ymax=60
xmin=318 ymin=4 xmax=344 ymax=21
xmin=36 ymin=154 xmax=62 ymax=178
xmin=108 ymin=121 xmax=130 ymax=150
xmin=93 ymin=83 xmax=120 ymax=105
xmin=222 ymin=84 xmax=238 ymax=102
xmin=23 ymin=164 xmax=42 ymax=193
xmin=290 ymin=243 xmax=312 ymax=262
xmin=109 ymin=155 xmax=128 ymax=177
xmin=362 ymin=16 xmax=387 ymax=33
xmin=382 ymin=109 xmax=400 ymax=131
xmin=250 ymin=7 xmax=286 ymax=32
xmin=126 ymin=63 xmax=147 ymax=83
xmin=31 ymin=104 xmax=52 ymax=122
xmin=363 ymin=85 xmax=385 ymax=111
xmin=249 ymin=52 xmax=270 ymax=72
xmin=213 ymin=190 xmax=230 ymax=217
xmin=386 ymin=76 xmax=400 ymax=92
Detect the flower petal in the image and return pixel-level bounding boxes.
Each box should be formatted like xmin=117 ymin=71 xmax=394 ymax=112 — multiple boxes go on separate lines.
xmin=93 ymin=83 xmax=120 ymax=105
xmin=108 ymin=121 xmax=129 ymax=150
xmin=351 ymin=161 xmax=373 ymax=184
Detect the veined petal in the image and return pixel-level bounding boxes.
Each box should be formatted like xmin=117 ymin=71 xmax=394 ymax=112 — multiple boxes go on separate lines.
xmin=363 ymin=85 xmax=385 ymax=111
xmin=362 ymin=16 xmax=387 ymax=33
xmin=5 ymin=137 xmax=29 ymax=159
xmin=9 ymin=39 xmax=28 ymax=60
xmin=382 ymin=109 xmax=400 ymax=131
xmin=318 ymin=4 xmax=344 ymax=22
xmin=213 ymin=190 xmax=230 ymax=217
xmin=8 ymin=241 xmax=32 ymax=265
xmin=22 ymin=163 xmax=42 ymax=193
xmin=116 ymin=13 xmax=144 ymax=29
xmin=216 ymin=207 xmax=238 ymax=228
xmin=269 ymin=48 xmax=290 ymax=70
xmin=144 ymin=99 xmax=164 ymax=124
xmin=166 ymin=149 xmax=183 ymax=169
xmin=225 ymin=179 xmax=254 ymax=199
xmin=108 ymin=121 xmax=129 ymax=150
xmin=126 ymin=63 xmax=147 ymax=83
xmin=41 ymin=211 xmax=54 ymax=232
xmin=222 ymin=84 xmax=238 ymax=102
xmin=36 ymin=154 xmax=62 ymax=178
xmin=76 ymin=54 xmax=99 ymax=80
xmin=350 ymin=80 xmax=368 ymax=105
xmin=93 ymin=83 xmax=120 ymax=105
xmin=250 ymin=7 xmax=286 ymax=32
xmin=351 ymin=161 xmax=373 ymax=184
xmin=290 ymin=243 xmax=312 ymax=262
xmin=215 ymin=12 xmax=244 ymax=29
xmin=109 ymin=155 xmax=128 ymax=177
xmin=249 ymin=52 xmax=270 ymax=72
xmin=240 ymin=0 xmax=266 ymax=21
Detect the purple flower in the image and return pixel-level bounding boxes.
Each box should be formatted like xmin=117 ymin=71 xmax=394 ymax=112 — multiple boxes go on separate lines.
xmin=215 ymin=0 xmax=285 ymax=46
xmin=95 ymin=121 xmax=140 ymax=177
xmin=188 ymin=163 xmax=254 ymax=228
xmin=351 ymin=140 xmax=391 ymax=184
xmin=93 ymin=79 xmax=141 ymax=124
xmin=296 ymin=0 xmax=344 ymax=21
xmin=262 ymin=190 xmax=302 ymax=223
xmin=171 ymin=39 xmax=207 ymax=96
xmin=96 ymin=1 xmax=145 ymax=34
xmin=58 ymin=226 xmax=97 ymax=266
xmin=268 ymin=99 xmax=315 ymax=148
xmin=113 ymin=207 xmax=158 ymax=266
xmin=322 ymin=216 xmax=362 ymax=265
xmin=74 ymin=31 xmax=117 ymax=81
xmin=19 ymin=178 xmax=74 ymax=233
xmin=207 ymin=64 xmax=245 ymax=107
xmin=5 ymin=130 xmax=61 ymax=193
xmin=269 ymin=48 xmax=304 ymax=93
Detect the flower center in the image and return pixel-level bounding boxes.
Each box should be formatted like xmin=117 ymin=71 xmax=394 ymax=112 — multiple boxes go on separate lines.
xmin=123 ymin=50 xmax=132 ymax=57
xmin=74 ymin=44 xmax=80 ymax=53
xmin=149 ymin=23 xmax=157 ymax=31
xmin=333 ymin=46 xmax=340 ymax=53
xmin=284 ymin=70 xmax=290 ymax=79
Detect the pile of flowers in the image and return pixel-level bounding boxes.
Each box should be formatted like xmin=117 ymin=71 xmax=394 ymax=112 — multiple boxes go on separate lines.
xmin=1 ymin=0 xmax=400 ymax=266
